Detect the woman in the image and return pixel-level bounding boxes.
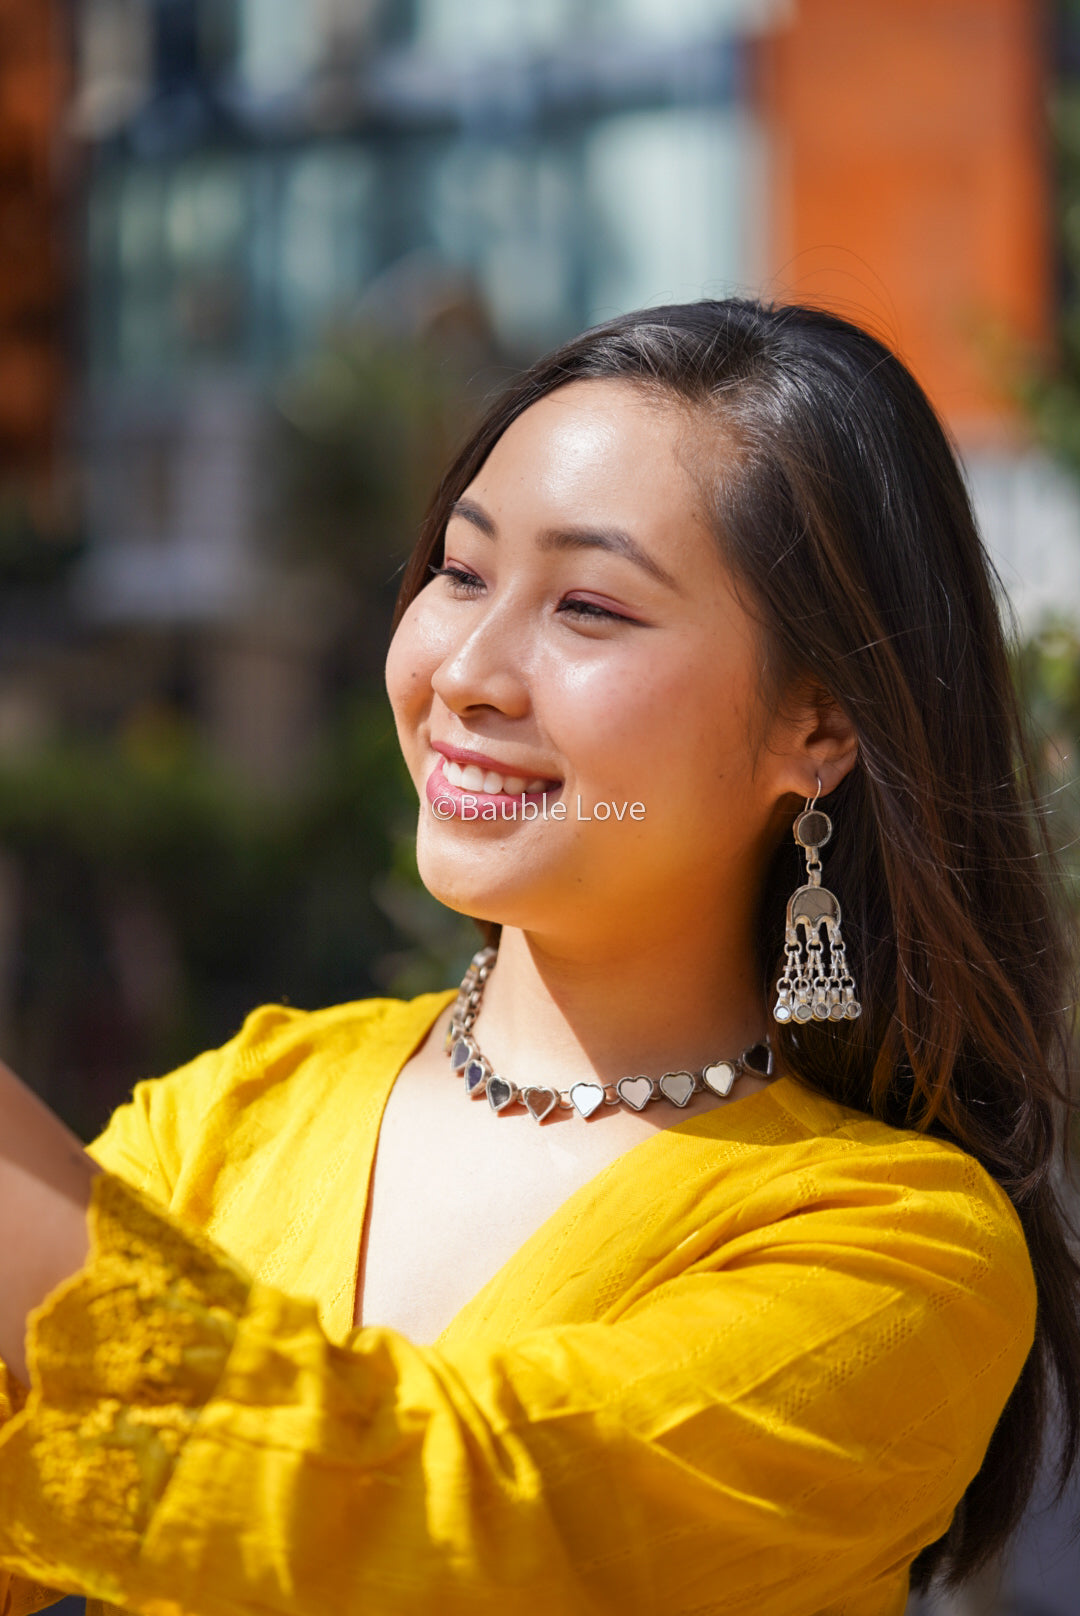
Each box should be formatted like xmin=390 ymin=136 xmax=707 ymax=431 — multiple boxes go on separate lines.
xmin=0 ymin=298 xmax=1076 ymax=1616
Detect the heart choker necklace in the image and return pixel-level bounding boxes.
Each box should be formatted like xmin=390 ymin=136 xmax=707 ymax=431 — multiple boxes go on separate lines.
xmin=444 ymin=946 xmax=773 ymax=1123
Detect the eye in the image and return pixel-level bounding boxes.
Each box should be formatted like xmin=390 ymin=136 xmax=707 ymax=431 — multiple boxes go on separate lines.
xmin=556 ymin=597 xmax=631 ymax=623
xmin=428 ymin=563 xmax=635 ymax=624
xmin=429 ymin=564 xmax=484 ymax=596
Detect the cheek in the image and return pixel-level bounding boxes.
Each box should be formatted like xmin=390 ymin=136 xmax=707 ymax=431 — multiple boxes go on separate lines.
xmin=385 ymin=597 xmax=447 ymax=715
xmin=545 ymin=644 xmax=754 ymax=798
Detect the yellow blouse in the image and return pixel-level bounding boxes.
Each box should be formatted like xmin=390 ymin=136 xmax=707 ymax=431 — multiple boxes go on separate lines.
xmin=0 ymin=988 xmax=1037 ymax=1616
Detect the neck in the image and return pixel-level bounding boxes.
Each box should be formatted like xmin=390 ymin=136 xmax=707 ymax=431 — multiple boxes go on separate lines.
xmin=472 ymin=911 xmax=768 ymax=1092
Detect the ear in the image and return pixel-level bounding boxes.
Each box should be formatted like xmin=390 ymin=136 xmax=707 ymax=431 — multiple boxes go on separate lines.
xmin=771 ymin=681 xmax=859 ymax=803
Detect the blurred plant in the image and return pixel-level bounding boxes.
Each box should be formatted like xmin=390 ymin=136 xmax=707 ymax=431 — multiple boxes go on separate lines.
xmin=1015 ymin=620 xmax=1080 ymax=1167
xmin=371 ymin=825 xmax=481 ymax=1003
xmin=997 ymin=3 xmax=1080 ymax=958
xmin=0 ymin=689 xmax=476 ymax=1140
xmin=268 ymin=273 xmax=503 ymax=683
xmin=1017 ymin=3 xmax=1080 ymax=467
xmin=273 ymin=333 xmax=459 ymax=588
xmin=0 ymin=482 xmax=83 ymax=589
xmin=1014 ymin=618 xmax=1080 ymax=920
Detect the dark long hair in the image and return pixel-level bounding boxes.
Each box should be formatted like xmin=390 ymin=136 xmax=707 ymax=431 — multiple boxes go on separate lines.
xmin=390 ymin=299 xmax=1080 ymax=1590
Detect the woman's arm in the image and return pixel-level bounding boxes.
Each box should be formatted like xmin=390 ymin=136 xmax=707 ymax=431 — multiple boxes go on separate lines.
xmin=0 ymin=1021 xmax=264 ymax=1616
xmin=0 ymin=1062 xmax=100 ymax=1385
xmin=0 ymin=1114 xmax=1037 ymax=1616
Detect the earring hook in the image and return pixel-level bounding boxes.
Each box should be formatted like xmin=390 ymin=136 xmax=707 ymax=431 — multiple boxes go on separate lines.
xmin=804 ymin=775 xmax=823 ymax=814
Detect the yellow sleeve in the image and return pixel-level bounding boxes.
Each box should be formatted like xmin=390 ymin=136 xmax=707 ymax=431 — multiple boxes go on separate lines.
xmin=0 ymin=1140 xmax=1036 ymax=1616
xmin=0 ymin=1006 xmax=298 ymax=1616
xmin=0 ymin=1370 xmax=65 ymax=1616
xmin=0 ymin=1066 xmax=209 ymax=1616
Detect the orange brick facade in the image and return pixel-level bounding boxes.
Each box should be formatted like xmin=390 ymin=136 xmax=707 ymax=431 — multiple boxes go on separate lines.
xmin=759 ymin=0 xmax=1052 ymax=444
xmin=0 ymin=0 xmax=69 ymax=479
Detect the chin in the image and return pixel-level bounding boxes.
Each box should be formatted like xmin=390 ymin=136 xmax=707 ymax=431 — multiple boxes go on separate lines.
xmin=414 ymin=842 xmax=556 ymax=934
xmin=416 ymin=842 xmax=512 ymax=921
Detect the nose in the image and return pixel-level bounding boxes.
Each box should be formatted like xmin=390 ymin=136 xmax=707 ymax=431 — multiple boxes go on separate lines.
xmin=430 ymin=592 xmax=532 ymax=719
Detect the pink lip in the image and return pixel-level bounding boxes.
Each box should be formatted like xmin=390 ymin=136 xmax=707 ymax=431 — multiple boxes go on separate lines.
xmin=424 ymin=757 xmax=563 ymax=816
xmin=431 ymin=740 xmax=562 ymax=784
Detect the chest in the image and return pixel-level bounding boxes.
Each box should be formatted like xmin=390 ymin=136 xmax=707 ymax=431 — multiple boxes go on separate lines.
xmin=353 ymin=1016 xmax=672 ymax=1343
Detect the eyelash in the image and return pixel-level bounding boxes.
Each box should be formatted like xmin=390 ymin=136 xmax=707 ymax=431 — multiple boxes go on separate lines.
xmin=428 ymin=564 xmax=630 ymax=623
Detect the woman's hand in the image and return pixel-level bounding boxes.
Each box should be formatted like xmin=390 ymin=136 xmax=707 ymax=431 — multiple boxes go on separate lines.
xmin=0 ymin=1062 xmax=100 ymax=1383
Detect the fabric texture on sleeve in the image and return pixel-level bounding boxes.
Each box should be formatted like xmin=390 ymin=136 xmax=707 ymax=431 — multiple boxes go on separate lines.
xmin=0 ymin=1132 xmax=1036 ymax=1616
xmin=0 ymin=1006 xmax=296 ymax=1616
xmin=0 ymin=1365 xmax=62 ymax=1616
xmin=0 ymin=1175 xmax=249 ymax=1615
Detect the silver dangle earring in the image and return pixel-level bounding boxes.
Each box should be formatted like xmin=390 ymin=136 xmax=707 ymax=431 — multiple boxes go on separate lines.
xmin=772 ymin=780 xmax=862 ymax=1026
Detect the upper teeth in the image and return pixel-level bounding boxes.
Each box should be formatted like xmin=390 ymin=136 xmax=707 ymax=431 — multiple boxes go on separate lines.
xmin=442 ymin=759 xmax=551 ymax=795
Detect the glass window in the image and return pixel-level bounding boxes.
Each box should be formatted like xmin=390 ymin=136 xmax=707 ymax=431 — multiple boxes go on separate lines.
xmin=593 ymin=0 xmax=782 ymax=42
xmin=584 ymin=106 xmax=748 ymax=321
xmin=426 ymin=142 xmax=578 ymax=351
xmin=237 ymin=0 xmax=319 ymax=97
xmin=413 ymin=0 xmax=577 ymax=58
xmin=413 ymin=0 xmax=781 ymax=51
xmin=87 ymin=0 xmax=764 ymax=375
xmin=277 ymin=148 xmax=375 ymax=348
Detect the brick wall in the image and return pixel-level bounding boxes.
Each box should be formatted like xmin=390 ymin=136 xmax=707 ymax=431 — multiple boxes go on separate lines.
xmin=759 ymin=0 xmax=1051 ymax=445
xmin=0 ymin=0 xmax=69 ymax=481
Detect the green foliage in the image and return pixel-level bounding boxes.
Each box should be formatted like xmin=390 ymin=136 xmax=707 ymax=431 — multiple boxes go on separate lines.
xmin=1019 ymin=36 xmax=1080 ymax=468
xmin=0 ymin=691 xmax=477 ymax=1139
xmin=0 ymin=487 xmax=83 ymax=588
xmin=272 ymin=332 xmax=465 ymax=582
xmin=1007 ymin=11 xmax=1080 ymax=925
xmin=1014 ymin=618 xmax=1080 ymax=918
xmin=267 ymin=314 xmax=497 ymax=683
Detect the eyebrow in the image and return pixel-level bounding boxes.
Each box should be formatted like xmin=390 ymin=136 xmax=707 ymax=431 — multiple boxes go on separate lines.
xmin=447 ymin=496 xmax=681 ymax=592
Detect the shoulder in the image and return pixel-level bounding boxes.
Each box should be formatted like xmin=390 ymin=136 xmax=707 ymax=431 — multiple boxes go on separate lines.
xmin=125 ymin=987 xmax=456 ymax=1119
xmin=733 ymin=1075 xmax=1037 ymax=1355
xmin=218 ymin=988 xmax=456 ymax=1062
xmin=204 ymin=989 xmax=455 ymax=1084
xmin=768 ymin=1073 xmax=1029 ymax=1215
xmin=87 ymin=987 xmax=457 ymax=1199
xmin=660 ymin=1078 xmax=1038 ymax=1478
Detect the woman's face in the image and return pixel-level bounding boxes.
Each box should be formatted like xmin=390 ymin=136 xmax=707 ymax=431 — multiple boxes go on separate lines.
xmin=386 ymin=379 xmax=812 ymax=949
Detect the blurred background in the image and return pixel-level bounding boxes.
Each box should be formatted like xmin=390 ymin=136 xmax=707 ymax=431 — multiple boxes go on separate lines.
xmin=2 ymin=2 xmax=1080 ymax=1609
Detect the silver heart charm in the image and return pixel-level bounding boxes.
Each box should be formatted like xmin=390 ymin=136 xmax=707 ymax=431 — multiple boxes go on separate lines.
xmin=702 ymin=1060 xmax=736 ymax=1098
xmin=487 ymin=1076 xmax=515 ymax=1112
xmin=742 ymin=1042 xmax=773 ymax=1076
xmin=523 ymin=1086 xmax=558 ymax=1123
xmin=569 ymin=1081 xmax=605 ymax=1119
xmin=616 ymin=1075 xmax=654 ymax=1112
xmin=659 ymin=1070 xmax=696 ymax=1107
xmin=464 ymin=1059 xmax=488 ymax=1095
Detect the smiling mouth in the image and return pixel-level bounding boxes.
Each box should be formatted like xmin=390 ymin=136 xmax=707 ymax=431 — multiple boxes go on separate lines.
xmin=438 ymin=757 xmax=562 ymax=797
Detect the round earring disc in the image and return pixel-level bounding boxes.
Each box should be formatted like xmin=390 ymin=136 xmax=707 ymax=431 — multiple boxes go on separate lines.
xmin=794 ymin=809 xmax=832 ymax=850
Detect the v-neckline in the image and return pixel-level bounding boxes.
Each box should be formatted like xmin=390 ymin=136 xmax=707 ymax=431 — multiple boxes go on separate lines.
xmin=343 ymin=987 xmax=798 ymax=1348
